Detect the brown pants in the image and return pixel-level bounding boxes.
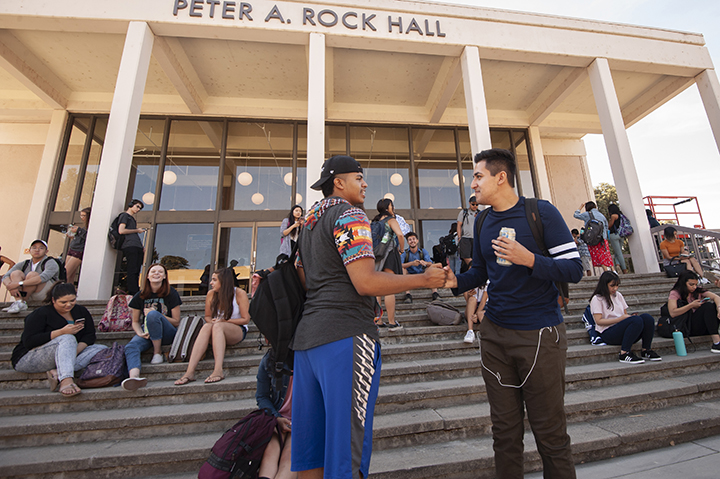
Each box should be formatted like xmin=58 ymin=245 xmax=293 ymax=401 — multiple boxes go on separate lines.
xmin=479 ymin=319 xmax=576 ymax=479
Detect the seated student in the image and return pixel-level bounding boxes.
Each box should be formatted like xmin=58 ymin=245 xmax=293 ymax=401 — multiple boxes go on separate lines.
xmin=122 ymin=263 xmax=182 ymax=391
xmin=571 ymin=229 xmax=593 ymax=276
xmin=463 ymin=281 xmax=488 ymax=344
xmin=401 ymin=232 xmax=440 ymax=303
xmin=12 ymin=283 xmax=107 ymax=397
xmin=2 ymin=240 xmax=60 ymax=313
xmin=590 ymin=271 xmax=661 ymax=364
xmin=667 ymin=270 xmax=720 ymax=353
xmin=256 ymin=349 xmax=294 ymax=479
xmin=175 ymin=267 xmax=249 ymax=385
xmin=659 ymin=226 xmax=709 ymax=283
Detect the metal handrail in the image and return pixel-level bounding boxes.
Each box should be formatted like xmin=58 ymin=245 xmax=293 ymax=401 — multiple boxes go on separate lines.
xmin=651 ymin=224 xmax=720 ymax=270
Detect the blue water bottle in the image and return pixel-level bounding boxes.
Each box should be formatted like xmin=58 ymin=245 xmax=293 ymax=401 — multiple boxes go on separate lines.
xmin=672 ymin=331 xmax=687 ymax=356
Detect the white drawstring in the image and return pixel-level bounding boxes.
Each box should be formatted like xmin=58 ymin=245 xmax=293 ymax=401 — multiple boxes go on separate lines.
xmin=478 ymin=326 xmax=559 ymax=389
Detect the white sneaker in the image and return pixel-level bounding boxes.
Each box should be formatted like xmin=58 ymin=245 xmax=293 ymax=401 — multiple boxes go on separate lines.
xmin=121 ymin=377 xmax=148 ymax=391
xmin=700 ymin=277 xmax=711 ymax=285
xmin=151 ymin=354 xmax=164 ymax=364
xmin=7 ymin=301 xmax=27 ymax=314
xmin=463 ymin=330 xmax=476 ymax=344
xmin=2 ymin=301 xmax=19 ymax=312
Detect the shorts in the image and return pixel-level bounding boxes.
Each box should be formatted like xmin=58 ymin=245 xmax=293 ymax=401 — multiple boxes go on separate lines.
xmin=458 ymin=237 xmax=473 ymax=259
xmin=67 ymin=249 xmax=84 ymax=260
xmin=291 ymin=334 xmax=382 ymax=478
xmin=24 ymin=280 xmax=56 ymax=302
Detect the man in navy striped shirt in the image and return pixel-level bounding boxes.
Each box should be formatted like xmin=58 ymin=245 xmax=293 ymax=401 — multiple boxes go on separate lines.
xmin=446 ymin=148 xmax=582 ymax=478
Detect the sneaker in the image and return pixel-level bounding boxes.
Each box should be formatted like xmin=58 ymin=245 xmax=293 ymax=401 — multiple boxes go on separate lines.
xmin=121 ymin=377 xmax=148 ymax=391
xmin=432 ymin=292 xmax=440 ymax=301
xmin=2 ymin=301 xmax=20 ymax=312
xmin=641 ymin=350 xmax=662 ymax=361
xmin=711 ymin=342 xmax=720 ymax=353
xmin=7 ymin=301 xmax=27 ymax=314
xmin=700 ymin=277 xmax=711 ymax=285
xmin=151 ymin=354 xmax=164 ymax=364
xmin=404 ymin=293 xmax=413 ymax=304
xmin=618 ymin=352 xmax=644 ymax=364
xmin=388 ymin=321 xmax=403 ymax=332
xmin=463 ymin=330 xmax=475 ymax=344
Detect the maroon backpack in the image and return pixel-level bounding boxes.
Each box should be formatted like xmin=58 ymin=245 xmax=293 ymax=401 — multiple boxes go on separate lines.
xmin=76 ymin=342 xmax=128 ymax=388
xmin=198 ymin=409 xmax=279 ymax=479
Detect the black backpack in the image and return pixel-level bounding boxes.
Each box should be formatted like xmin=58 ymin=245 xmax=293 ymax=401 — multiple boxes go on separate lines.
xmin=440 ymin=233 xmax=458 ymax=256
xmin=474 ymin=198 xmax=571 ymax=312
xmin=22 ymin=257 xmax=67 ymax=282
xmin=198 ymin=409 xmax=280 ymax=479
xmin=248 ymin=242 xmax=305 ymax=377
xmin=581 ymin=211 xmax=604 ymax=246
xmin=108 ymin=214 xmax=125 ymax=250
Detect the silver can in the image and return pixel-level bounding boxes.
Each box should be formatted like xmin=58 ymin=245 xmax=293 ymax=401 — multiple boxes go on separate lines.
xmin=497 ymin=227 xmax=515 ymax=266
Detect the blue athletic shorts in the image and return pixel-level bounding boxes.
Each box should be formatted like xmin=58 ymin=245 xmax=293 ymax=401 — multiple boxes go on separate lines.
xmin=291 ymin=334 xmax=382 ymax=478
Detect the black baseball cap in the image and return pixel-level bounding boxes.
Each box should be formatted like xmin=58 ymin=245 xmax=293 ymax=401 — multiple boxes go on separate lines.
xmin=469 ymin=196 xmax=477 ymax=204
xmin=310 ymin=155 xmax=364 ymax=191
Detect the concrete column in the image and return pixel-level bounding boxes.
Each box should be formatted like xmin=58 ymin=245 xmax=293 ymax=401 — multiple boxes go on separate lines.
xmin=78 ymin=22 xmax=154 ymax=300
xmin=587 ymin=58 xmax=659 ymax=274
xmin=306 ymin=33 xmax=325 ymax=207
xmin=461 ymin=46 xmax=492 ymax=156
xmin=696 ymin=69 xmax=720 ymax=156
xmin=19 ymin=109 xmax=68 ymax=257
xmin=527 ymin=126 xmax=552 ymax=201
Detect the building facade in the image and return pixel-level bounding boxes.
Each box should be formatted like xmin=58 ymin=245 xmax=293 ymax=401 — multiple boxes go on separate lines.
xmin=1 ymin=0 xmax=719 ymax=299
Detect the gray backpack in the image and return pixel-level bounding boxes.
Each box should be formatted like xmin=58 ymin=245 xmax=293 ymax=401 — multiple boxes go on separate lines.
xmin=426 ymin=300 xmax=463 ymax=326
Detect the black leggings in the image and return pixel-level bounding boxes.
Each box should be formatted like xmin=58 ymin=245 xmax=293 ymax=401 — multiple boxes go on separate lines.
xmin=123 ymin=246 xmax=144 ymax=295
xmin=689 ymin=301 xmax=720 ymax=337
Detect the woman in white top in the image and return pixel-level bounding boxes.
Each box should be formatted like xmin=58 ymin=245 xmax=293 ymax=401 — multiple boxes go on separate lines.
xmin=590 ymin=271 xmax=661 ymax=364
xmin=175 ymin=267 xmax=250 ymax=385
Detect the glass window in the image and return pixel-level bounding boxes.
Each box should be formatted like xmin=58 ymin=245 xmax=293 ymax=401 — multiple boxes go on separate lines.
xmin=256 ymin=225 xmax=280 ymax=271
xmin=130 ymin=119 xmax=166 ymax=209
xmin=160 ymin=120 xmax=222 ymax=211
xmin=78 ymin=118 xmax=107 ymax=210
xmin=420 ymin=220 xmax=455 ymax=255
xmin=53 ymin=119 xmax=88 ymax=211
xmin=513 ymin=131 xmax=535 ymax=198
xmin=217 ymin=226 xmax=253 ymax=269
xmin=224 ymin=122 xmax=294 ymax=211
xmin=350 ymin=126 xmax=410 ymax=209
xmin=413 ymin=128 xmax=461 ymax=209
xmin=153 ymin=223 xmax=214 ymax=297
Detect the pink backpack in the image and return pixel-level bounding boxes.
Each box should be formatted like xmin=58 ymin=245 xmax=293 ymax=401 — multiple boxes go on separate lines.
xmin=97 ymin=294 xmax=134 ymax=332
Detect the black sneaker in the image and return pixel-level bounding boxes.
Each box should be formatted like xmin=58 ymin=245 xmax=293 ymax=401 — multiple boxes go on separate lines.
xmin=618 ymin=352 xmax=644 ymax=364
xmin=404 ymin=293 xmax=413 ymax=304
xmin=711 ymin=343 xmax=720 ymax=354
xmin=641 ymin=350 xmax=662 ymax=361
xmin=432 ymin=292 xmax=440 ymax=301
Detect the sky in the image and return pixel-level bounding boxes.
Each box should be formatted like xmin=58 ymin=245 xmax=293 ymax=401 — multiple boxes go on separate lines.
xmin=434 ymin=0 xmax=720 ymax=228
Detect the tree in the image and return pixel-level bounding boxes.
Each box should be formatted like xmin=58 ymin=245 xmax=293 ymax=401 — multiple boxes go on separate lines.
xmin=160 ymin=255 xmax=189 ymax=270
xmin=593 ymin=182 xmax=618 ymax=220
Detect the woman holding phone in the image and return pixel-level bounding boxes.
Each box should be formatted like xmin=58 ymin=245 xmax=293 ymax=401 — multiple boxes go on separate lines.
xmin=667 ymin=270 xmax=720 ymax=353
xmin=11 ymin=283 xmax=107 ymax=397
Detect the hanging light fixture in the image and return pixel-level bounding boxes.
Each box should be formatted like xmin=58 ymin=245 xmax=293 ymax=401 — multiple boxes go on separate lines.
xmin=252 ymin=192 xmax=264 ymax=205
xmin=390 ymin=173 xmax=403 ymax=186
xmin=237 ymin=171 xmax=253 ymax=186
xmin=383 ymin=192 xmax=395 ymax=202
xmin=296 ymin=193 xmax=303 ymax=204
xmin=142 ymin=192 xmax=155 ymax=205
xmin=284 ymin=172 xmax=294 ymax=186
xmin=452 ymin=173 xmax=460 ymax=186
xmin=163 ymin=170 xmax=177 ymax=185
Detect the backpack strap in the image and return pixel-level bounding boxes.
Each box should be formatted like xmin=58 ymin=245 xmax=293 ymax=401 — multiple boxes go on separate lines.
xmin=473 ymin=207 xmax=491 ymax=240
xmin=22 ymin=259 xmax=30 ymax=272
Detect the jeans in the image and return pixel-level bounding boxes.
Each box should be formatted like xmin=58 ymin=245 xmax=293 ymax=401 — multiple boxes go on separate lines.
xmin=124 ymin=310 xmax=177 ymax=371
xmin=599 ymin=314 xmax=655 ymax=352
xmin=14 ymin=335 xmax=108 ymax=382
xmin=123 ymin=246 xmax=144 ymax=295
xmin=607 ymin=233 xmax=627 ymax=271
xmin=479 ymin=319 xmax=576 ymax=478
xmin=448 ymin=253 xmax=461 ymax=276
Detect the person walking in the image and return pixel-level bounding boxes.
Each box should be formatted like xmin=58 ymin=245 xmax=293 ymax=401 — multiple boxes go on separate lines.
xmin=446 ymin=148 xmax=582 ymax=478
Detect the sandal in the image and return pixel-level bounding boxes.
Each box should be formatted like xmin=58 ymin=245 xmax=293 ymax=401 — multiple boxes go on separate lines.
xmin=59 ymin=383 xmax=81 ymax=398
xmin=204 ymin=375 xmax=224 ymax=384
xmin=174 ymin=376 xmax=196 ymax=386
xmin=46 ymin=370 xmax=59 ymax=392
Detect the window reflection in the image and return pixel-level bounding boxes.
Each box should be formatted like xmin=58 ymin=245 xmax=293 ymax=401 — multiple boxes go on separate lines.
xmin=350 ymin=126 xmax=410 ymax=209
xmin=413 ymin=128 xmax=461 ymax=209
xmin=217 ymin=226 xmax=253 ymax=269
xmin=256 ymin=225 xmax=280 ymax=271
xmin=53 ymin=119 xmax=88 ymax=211
xmin=420 ymin=220 xmax=456 ymax=255
xmin=79 ymin=118 xmax=107 ymax=210
xmin=130 ymin=119 xmax=165 ymax=209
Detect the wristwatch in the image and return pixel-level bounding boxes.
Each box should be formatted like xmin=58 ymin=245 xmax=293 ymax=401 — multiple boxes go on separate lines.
xmin=19 ymin=281 xmax=24 ymax=287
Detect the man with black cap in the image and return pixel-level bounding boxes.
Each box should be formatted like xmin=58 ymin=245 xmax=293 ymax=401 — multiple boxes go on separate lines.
xmin=2 ymin=240 xmax=60 ymax=313
xmin=291 ymin=155 xmax=446 ymax=479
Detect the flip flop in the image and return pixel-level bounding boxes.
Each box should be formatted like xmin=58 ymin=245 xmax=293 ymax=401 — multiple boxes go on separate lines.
xmin=46 ymin=371 xmax=59 ymax=392
xmin=204 ymin=375 xmax=224 ymax=384
xmin=174 ymin=376 xmax=196 ymax=386
xmin=59 ymin=383 xmax=81 ymax=398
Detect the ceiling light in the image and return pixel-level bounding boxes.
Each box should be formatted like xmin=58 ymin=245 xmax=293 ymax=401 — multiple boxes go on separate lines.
xmin=237 ymin=172 xmax=253 ymax=186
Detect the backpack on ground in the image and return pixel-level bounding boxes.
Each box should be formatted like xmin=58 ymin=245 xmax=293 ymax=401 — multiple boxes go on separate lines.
xmin=581 ymin=211 xmax=604 ymax=246
xmin=371 ymin=217 xmax=394 ymax=258
xmin=657 ymin=301 xmax=691 ymax=338
xmin=97 ymin=294 xmax=134 ymax=332
xmin=76 ymin=342 xmax=128 ymax=388
xmin=581 ymin=305 xmax=607 ymax=346
xmin=475 ymin=198 xmax=571 ymax=312
xmin=616 ymin=214 xmax=634 ymax=238
xmin=168 ymin=315 xmax=205 ymax=362
xmin=198 ymin=409 xmax=280 ymax=479
xmin=108 ymin=214 xmax=125 ymax=250
xmin=248 ymin=241 xmax=305 ymax=377
xmin=21 ymin=257 xmax=67 ymax=283
xmin=426 ymin=300 xmax=463 ymax=326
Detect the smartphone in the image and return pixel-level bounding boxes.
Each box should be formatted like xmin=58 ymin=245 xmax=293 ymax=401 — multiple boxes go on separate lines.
xmin=702 ymin=297 xmax=713 ymax=303
xmin=75 ymin=318 xmax=86 ymax=325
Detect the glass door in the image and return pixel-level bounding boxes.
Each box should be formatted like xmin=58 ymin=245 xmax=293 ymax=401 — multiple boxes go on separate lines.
xmin=217 ymin=221 xmax=282 ymax=291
